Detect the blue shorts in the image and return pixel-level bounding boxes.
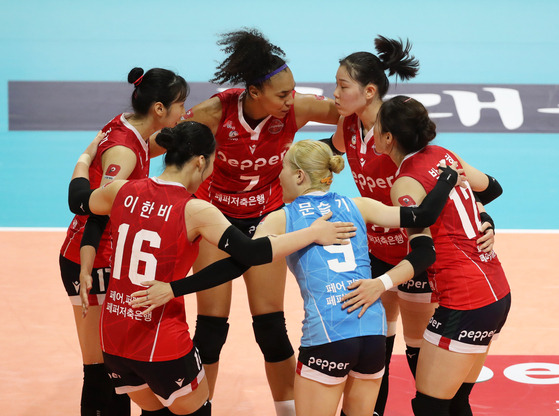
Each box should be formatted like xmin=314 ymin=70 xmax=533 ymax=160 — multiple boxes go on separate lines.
xmin=103 ymin=346 xmax=205 ymax=407
xmin=297 ymin=336 xmax=385 ymax=385
xmin=424 ymin=293 xmax=511 ymax=353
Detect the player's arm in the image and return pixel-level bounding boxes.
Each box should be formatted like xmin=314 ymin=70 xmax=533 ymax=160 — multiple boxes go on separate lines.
xmin=341 ymin=178 xmax=436 ymax=317
xmin=185 ymin=199 xmax=356 ymax=263
xmin=454 ymin=154 xmax=502 ymax=205
xmin=353 ymin=162 xmax=463 ymax=229
xmin=294 ymin=92 xmax=340 ymax=129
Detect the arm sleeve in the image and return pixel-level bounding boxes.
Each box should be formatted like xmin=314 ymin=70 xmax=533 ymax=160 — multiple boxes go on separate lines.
xmin=170 ymin=257 xmax=250 ymax=297
xmin=217 ymin=225 xmax=273 ymax=265
xmin=399 ymin=165 xmax=458 ymax=228
xmin=474 ymin=174 xmax=502 ymax=205
xmin=68 ymin=177 xmax=94 ymax=215
xmin=80 ymin=214 xmax=110 ymax=250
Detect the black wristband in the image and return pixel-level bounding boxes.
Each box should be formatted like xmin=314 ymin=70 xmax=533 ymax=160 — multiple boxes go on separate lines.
xmin=217 ymin=225 xmax=273 ymax=265
xmin=68 ymin=177 xmax=93 ymax=215
xmin=403 ymin=235 xmax=436 ymax=276
xmin=170 ymin=257 xmax=250 ymax=297
xmin=479 ymin=211 xmax=495 ymax=232
xmin=80 ymin=214 xmax=110 ymax=250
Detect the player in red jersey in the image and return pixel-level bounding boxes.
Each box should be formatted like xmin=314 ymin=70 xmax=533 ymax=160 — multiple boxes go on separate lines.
xmin=346 ymin=95 xmax=510 ymax=416
xmin=329 ymin=36 xmax=497 ymax=416
xmin=183 ymin=28 xmax=340 ymax=415
xmin=67 ymin=122 xmax=356 ymax=416
xmin=59 ymin=67 xmax=188 ymax=416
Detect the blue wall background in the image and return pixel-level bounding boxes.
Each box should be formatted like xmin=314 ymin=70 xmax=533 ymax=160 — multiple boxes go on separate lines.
xmin=1 ymin=0 xmax=557 ymax=229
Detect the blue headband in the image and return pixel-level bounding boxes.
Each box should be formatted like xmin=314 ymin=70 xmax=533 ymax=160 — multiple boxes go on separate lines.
xmin=252 ymin=63 xmax=288 ymax=84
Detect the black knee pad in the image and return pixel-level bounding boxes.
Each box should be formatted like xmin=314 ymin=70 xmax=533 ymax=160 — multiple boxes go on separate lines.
xmin=188 ymin=400 xmax=211 ymax=416
xmin=411 ymin=391 xmax=451 ymax=416
xmin=405 ymin=345 xmax=420 ymax=378
xmin=252 ymin=312 xmax=294 ymax=363
xmin=193 ymin=315 xmax=229 ymax=365
xmin=81 ymin=364 xmax=113 ymax=411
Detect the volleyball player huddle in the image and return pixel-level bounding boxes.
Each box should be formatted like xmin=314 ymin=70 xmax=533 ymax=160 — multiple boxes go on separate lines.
xmin=63 ymin=28 xmax=510 ymax=416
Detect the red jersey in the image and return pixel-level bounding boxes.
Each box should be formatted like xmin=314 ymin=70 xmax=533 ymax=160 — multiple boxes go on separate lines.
xmin=396 ymin=145 xmax=510 ymax=310
xmin=100 ymin=177 xmax=199 ymax=362
xmin=342 ymin=114 xmax=408 ymax=264
xmin=60 ymin=114 xmax=150 ymax=267
xmin=195 ymin=89 xmax=298 ymax=218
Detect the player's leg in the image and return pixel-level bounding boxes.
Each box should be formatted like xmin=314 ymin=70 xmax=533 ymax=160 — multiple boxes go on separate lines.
xmin=61 ymin=256 xmax=130 ymax=416
xmin=294 ymin=373 xmax=345 ymax=416
xmin=191 ymin=238 xmax=232 ymax=399
xmin=244 ymin=258 xmax=296 ymax=415
xmin=373 ymin=289 xmax=399 ymax=416
xmin=342 ymin=377 xmax=382 ymax=416
xmin=398 ymin=297 xmax=437 ymax=378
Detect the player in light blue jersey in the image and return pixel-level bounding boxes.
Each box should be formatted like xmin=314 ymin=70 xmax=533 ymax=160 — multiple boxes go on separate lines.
xmin=254 ymin=139 xmax=464 ymax=416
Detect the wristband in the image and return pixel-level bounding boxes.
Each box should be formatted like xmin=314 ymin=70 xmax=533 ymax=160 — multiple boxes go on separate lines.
xmin=377 ymin=273 xmax=394 ymax=291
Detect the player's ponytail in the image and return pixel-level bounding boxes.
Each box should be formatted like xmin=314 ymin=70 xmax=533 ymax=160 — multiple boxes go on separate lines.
xmin=339 ymin=35 xmax=418 ymax=98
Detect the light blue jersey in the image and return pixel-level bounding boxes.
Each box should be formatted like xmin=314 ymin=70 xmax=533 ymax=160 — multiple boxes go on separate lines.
xmin=284 ymin=192 xmax=386 ymax=347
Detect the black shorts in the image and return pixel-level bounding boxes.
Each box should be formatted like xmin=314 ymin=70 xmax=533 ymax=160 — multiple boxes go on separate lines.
xmin=424 ymin=293 xmax=511 ymax=353
xmin=59 ymin=254 xmax=110 ymax=306
xmin=369 ymin=253 xmax=437 ymax=303
xmin=225 ymin=204 xmax=284 ymax=237
xmin=103 ymin=346 xmax=204 ymax=407
xmin=296 ymin=336 xmax=385 ymax=385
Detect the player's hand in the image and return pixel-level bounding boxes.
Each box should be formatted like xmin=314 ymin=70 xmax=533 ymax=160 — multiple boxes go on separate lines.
xmin=130 ymin=281 xmax=174 ymax=315
xmin=341 ymin=278 xmax=385 ymax=318
xmin=477 ymin=221 xmax=495 ymax=252
xmin=83 ymin=130 xmax=105 ymax=161
xmin=438 ymin=160 xmax=467 ymax=188
xmin=311 ymin=211 xmax=356 ymax=246
xmin=79 ymin=271 xmax=93 ymax=318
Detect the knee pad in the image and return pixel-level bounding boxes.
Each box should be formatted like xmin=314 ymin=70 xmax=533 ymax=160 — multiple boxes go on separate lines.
xmin=188 ymin=400 xmax=211 ymax=416
xmin=193 ymin=315 xmax=229 ymax=365
xmin=252 ymin=312 xmax=294 ymax=363
xmin=411 ymin=391 xmax=451 ymax=416
xmin=81 ymin=364 xmax=112 ymax=411
xmin=405 ymin=345 xmax=421 ymax=379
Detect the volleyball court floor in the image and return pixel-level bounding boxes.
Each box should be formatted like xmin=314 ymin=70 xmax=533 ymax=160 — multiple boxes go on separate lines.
xmin=1 ymin=230 xmax=558 ymax=415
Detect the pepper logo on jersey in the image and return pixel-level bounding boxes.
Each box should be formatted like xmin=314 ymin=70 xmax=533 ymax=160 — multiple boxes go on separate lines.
xmin=104 ymin=164 xmax=121 ymax=179
xmin=398 ymin=195 xmax=417 ymax=207
xmin=268 ymin=119 xmax=284 ymax=134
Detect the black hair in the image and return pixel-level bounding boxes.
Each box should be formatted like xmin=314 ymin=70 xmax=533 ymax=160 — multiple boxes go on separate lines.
xmin=155 ymin=121 xmax=216 ymax=168
xmin=339 ymin=35 xmax=419 ymax=98
xmin=210 ymin=28 xmax=287 ymax=88
xmin=127 ymin=67 xmax=189 ymax=116
xmin=378 ymin=95 xmax=437 ymax=154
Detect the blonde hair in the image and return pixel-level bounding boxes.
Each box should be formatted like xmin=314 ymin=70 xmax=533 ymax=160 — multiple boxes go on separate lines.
xmin=284 ymin=139 xmax=345 ymax=191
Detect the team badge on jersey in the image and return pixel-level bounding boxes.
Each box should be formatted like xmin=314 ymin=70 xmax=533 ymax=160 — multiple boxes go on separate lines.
xmin=182 ymin=109 xmax=194 ymax=120
xmin=268 ymin=119 xmax=284 ymax=134
xmin=398 ymin=195 xmax=417 ymax=207
xmin=104 ymin=164 xmax=121 ymax=179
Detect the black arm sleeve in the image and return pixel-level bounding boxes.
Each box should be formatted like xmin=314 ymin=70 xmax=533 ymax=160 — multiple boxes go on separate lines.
xmin=403 ymin=235 xmax=436 ymax=276
xmin=170 ymin=257 xmax=250 ymax=297
xmin=399 ymin=165 xmax=458 ymax=228
xmin=474 ymin=174 xmax=502 ymax=205
xmin=68 ymin=177 xmax=94 ymax=215
xmin=319 ymin=136 xmax=345 ymax=156
xmin=217 ymin=225 xmax=273 ymax=266
xmin=80 ymin=214 xmax=110 ymax=250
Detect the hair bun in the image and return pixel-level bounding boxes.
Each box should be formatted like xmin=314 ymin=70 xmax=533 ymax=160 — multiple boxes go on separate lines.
xmin=127 ymin=67 xmax=144 ymax=85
